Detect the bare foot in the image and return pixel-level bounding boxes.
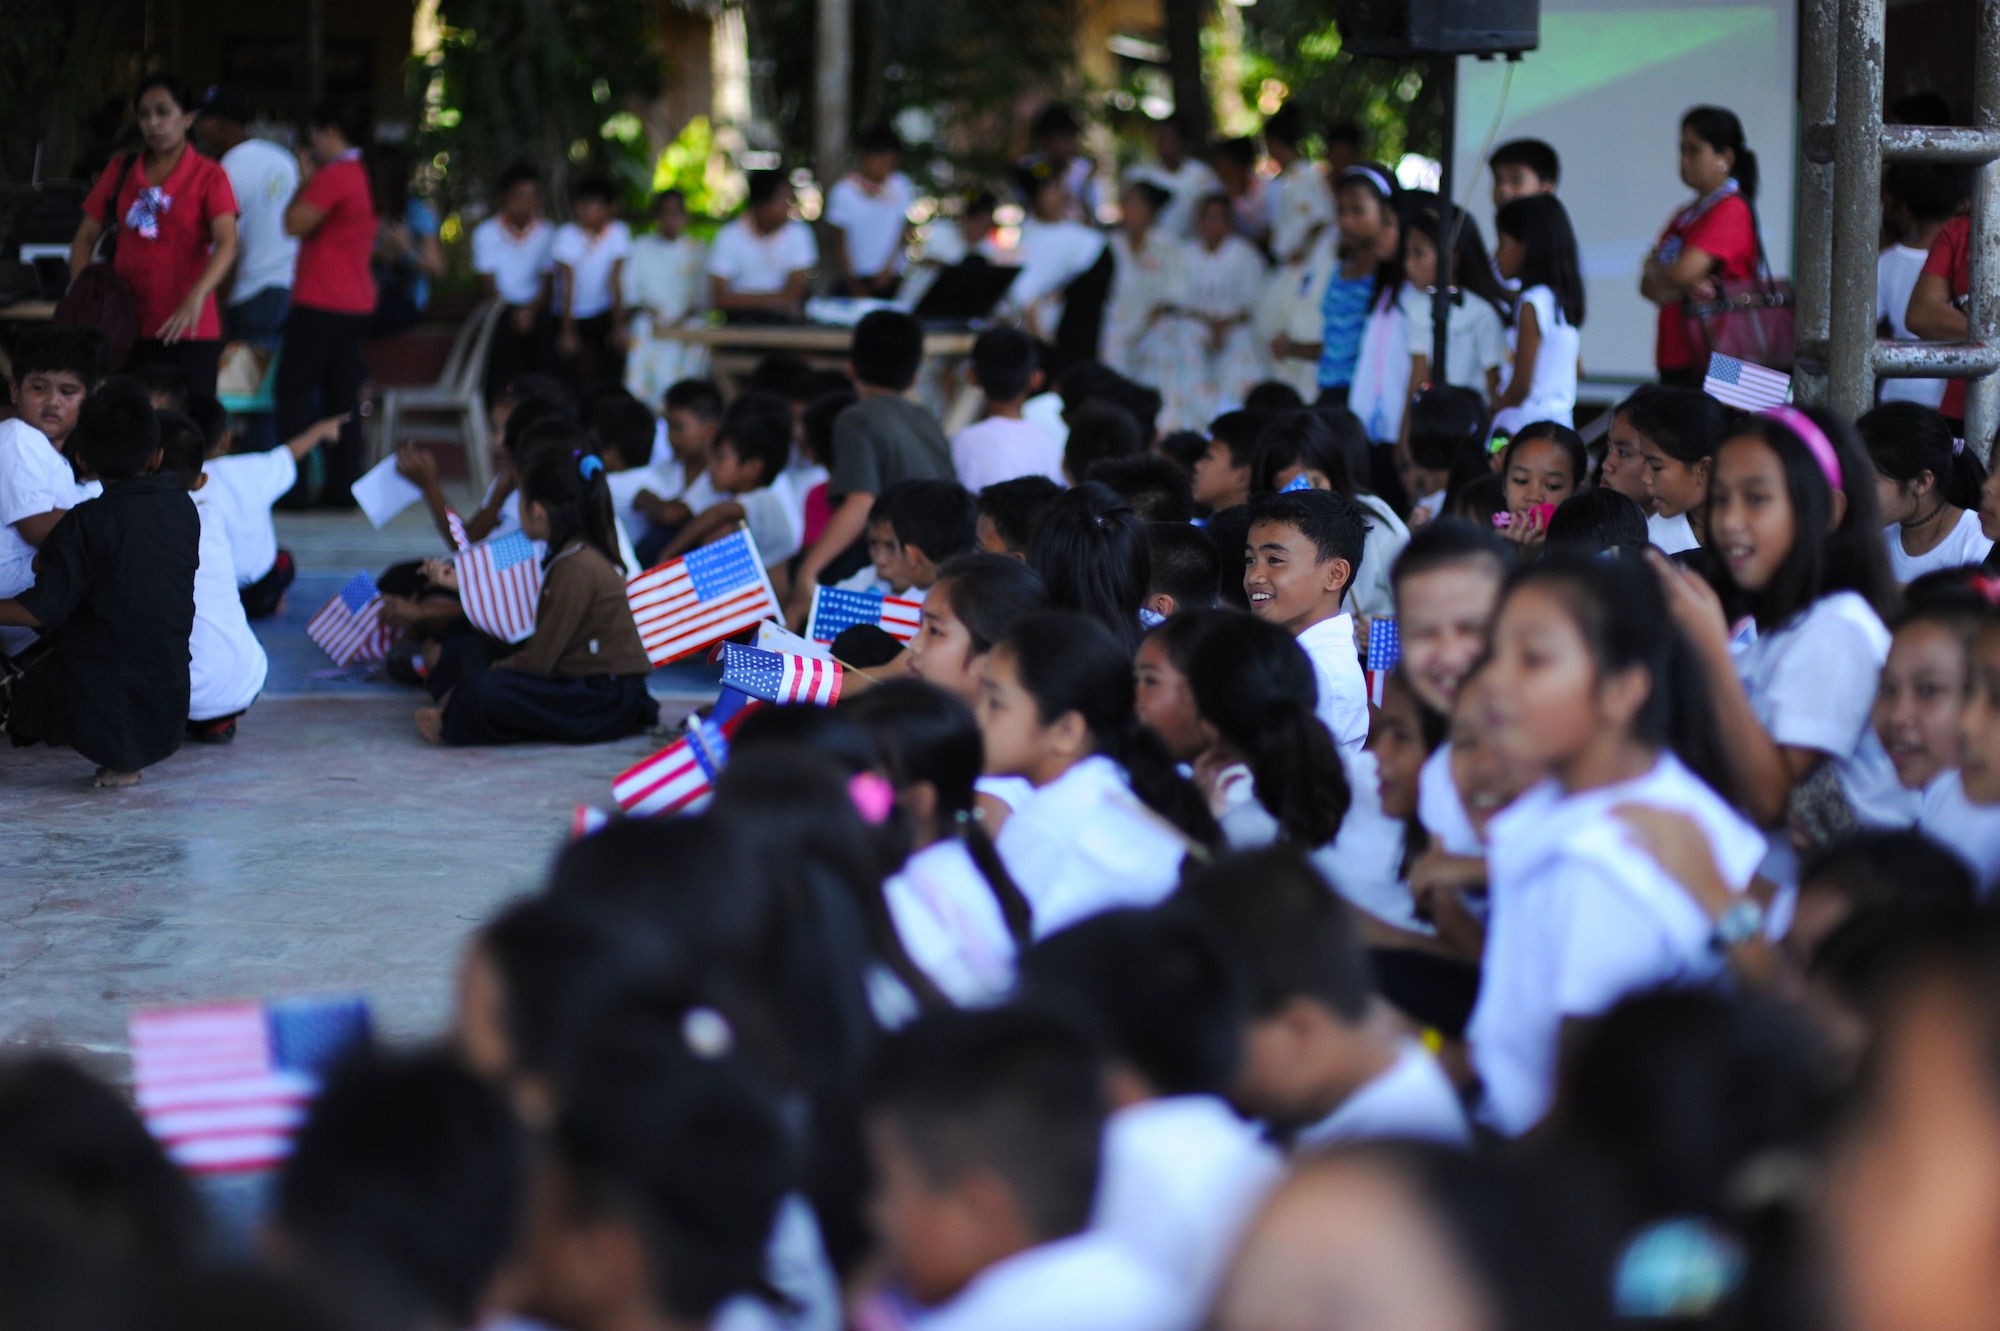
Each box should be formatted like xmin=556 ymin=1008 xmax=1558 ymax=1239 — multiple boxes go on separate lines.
xmin=93 ymin=767 xmax=141 ymax=789
xmin=414 ymin=706 xmax=444 ymax=744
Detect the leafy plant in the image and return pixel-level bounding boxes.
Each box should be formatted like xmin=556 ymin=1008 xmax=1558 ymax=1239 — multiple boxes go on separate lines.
xmin=1236 ymin=0 xmax=1445 ymax=165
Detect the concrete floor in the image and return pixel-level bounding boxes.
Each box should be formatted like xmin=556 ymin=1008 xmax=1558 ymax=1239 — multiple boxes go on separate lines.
xmin=0 ymin=497 xmax=706 ymax=1079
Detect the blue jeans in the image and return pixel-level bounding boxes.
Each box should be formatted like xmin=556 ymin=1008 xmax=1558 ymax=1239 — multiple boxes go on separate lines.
xmin=225 ymin=286 xmax=290 ymax=453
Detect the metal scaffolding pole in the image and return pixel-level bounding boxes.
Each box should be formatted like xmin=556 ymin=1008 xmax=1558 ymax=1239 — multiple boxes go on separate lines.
xmin=1793 ymin=0 xmax=1837 ymax=408
xmin=1828 ymin=0 xmax=1885 ymax=423
xmin=1964 ymin=0 xmax=2000 ymax=455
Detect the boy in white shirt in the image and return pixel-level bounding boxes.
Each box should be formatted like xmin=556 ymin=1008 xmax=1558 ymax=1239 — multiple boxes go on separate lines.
xmin=884 ymin=479 xmax=977 ymax=598
xmin=657 ymin=392 xmax=803 ymax=568
xmin=1019 ymin=910 xmax=1284 ymax=1321
xmin=552 ymin=173 xmax=632 ymax=396
xmin=165 ymin=407 xmax=267 ymax=743
xmin=860 ymin=1006 xmax=1184 ymax=1331
xmin=1878 ymin=162 xmax=1962 ymax=409
xmin=621 ymin=189 xmax=709 ymax=405
xmin=0 ymin=329 xmax=102 ymax=657
xmin=825 ymin=124 xmax=915 ymax=297
xmin=1179 ymin=846 xmax=1471 ymax=1150
xmin=1244 ymin=488 xmax=1370 ymax=754
xmin=708 ymin=171 xmax=818 ymax=323
xmin=196 ymin=399 xmax=348 ymax=618
xmin=472 ymin=163 xmax=558 ymax=403
xmin=953 ymin=328 xmax=1065 ymax=492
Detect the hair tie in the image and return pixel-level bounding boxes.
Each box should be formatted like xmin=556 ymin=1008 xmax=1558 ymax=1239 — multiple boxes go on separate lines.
xmin=1970 ymin=573 xmax=2000 ymax=605
xmin=953 ymin=806 xmax=985 ymax=826
xmin=681 ymin=1006 xmax=734 ymax=1059
xmin=577 ymin=454 xmax=605 ymax=481
xmin=848 ymin=771 xmax=896 ymax=825
xmin=1759 ymin=407 xmax=1843 ymax=493
xmin=1955 ymin=436 xmax=1968 ymax=456
xmin=1338 ymin=164 xmax=1394 ymax=199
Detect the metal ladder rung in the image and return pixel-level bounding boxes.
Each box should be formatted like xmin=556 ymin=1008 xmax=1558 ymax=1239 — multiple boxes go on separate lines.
xmin=1882 ymin=125 xmax=2000 ymax=165
xmin=1875 ymin=341 xmax=2000 ymax=378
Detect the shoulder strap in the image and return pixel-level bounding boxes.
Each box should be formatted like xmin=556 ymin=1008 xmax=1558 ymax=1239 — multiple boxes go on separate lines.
xmin=100 ymin=153 xmax=136 ymax=228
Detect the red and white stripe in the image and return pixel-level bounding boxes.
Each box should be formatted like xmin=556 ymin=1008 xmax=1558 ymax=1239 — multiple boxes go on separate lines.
xmin=459 ymin=546 xmax=542 ymax=644
xmin=879 ymin=596 xmax=923 ymax=642
xmin=445 ymin=508 xmax=470 ymax=551
xmin=627 ymin=564 xmax=780 ymax=666
xmin=778 ymin=653 xmax=843 ymax=705
xmin=129 ymin=1004 xmax=315 ymax=1174
xmin=304 ymin=594 xmax=387 ymax=666
xmin=612 ymin=737 xmax=713 ymax=816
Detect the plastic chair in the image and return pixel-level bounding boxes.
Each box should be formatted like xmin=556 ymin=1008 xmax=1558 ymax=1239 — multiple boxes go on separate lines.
xmin=371 ymin=298 xmax=505 ymax=497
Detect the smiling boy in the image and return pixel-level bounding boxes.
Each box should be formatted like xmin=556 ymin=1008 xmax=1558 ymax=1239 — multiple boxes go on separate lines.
xmin=1244 ymin=488 xmax=1370 ymax=754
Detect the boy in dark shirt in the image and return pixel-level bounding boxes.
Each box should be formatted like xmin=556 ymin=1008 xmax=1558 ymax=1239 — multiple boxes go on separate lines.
xmin=0 ymin=378 xmax=199 ymax=787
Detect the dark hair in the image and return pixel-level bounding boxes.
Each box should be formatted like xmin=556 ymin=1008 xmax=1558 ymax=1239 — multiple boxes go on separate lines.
xmin=1324 ymin=120 xmax=1365 ymax=150
xmin=277 ymin=1049 xmax=528 ymax=1327
xmin=801 ymin=387 xmax=858 ymax=468
xmin=1502 ymin=550 xmax=1738 ymax=803
xmin=1063 ymin=400 xmax=1143 ymax=481
xmin=496 ymin=161 xmax=540 ymax=195
xmin=1242 ymin=381 xmax=1305 ymax=413
xmin=1207 ymin=409 xmax=1275 ymax=470
xmin=1058 ymin=363 xmax=1160 ymax=443
xmin=1032 ymin=102 xmax=1084 ymax=140
xmin=1450 ymin=472 xmax=1508 ymax=527
xmin=555 ymin=1005 xmax=792 ymax=1322
xmin=10 ymin=328 xmax=102 ymax=390
xmin=1545 ymin=488 xmax=1649 ymax=556
xmin=133 ymin=72 xmax=194 ymax=114
xmin=850 ymin=310 xmax=925 ymax=391
xmin=663 ymin=378 xmax=725 ymax=420
xmin=1502 ymin=420 xmax=1588 ymax=490
xmin=971 ymin=326 xmax=1038 ymax=403
xmin=1799 ymin=829 xmax=1978 ymax=916
xmin=305 ymin=98 xmax=369 ymax=151
xmin=1019 ymin=909 xmax=1246 ymax=1096
xmin=931 ymin=553 xmax=1049 ymax=654
xmin=1156 ymin=428 xmax=1208 ymax=479
xmin=1390 ymin=516 xmax=1514 ymax=598
xmin=521 ymin=437 xmax=622 ymax=571
xmin=503 ymin=371 xmax=577 ymax=421
xmin=132 ymin=362 xmax=192 ymax=415
xmin=889 ymin=480 xmax=978 ymax=564
xmin=588 ymin=393 xmax=658 ymax=469
xmin=569 ymin=171 xmax=617 ymax=206
xmin=1026 ymin=483 xmax=1151 ymax=655
xmin=1407 ymin=385 xmax=1491 ymax=473
xmin=1122 ymin=180 xmax=1173 ymax=218
xmin=1715 ymin=407 xmax=1898 ymax=627
xmin=714 ymin=390 xmax=794 ymax=488
xmin=1884 ymin=161 xmax=1968 ymax=226
xmin=1002 ymin=610 xmax=1220 ymax=844
xmin=1860 ymin=400 xmax=1987 ymax=512
xmin=186 ymin=394 xmax=227 ymax=455
xmin=1187 ymin=614 xmax=1351 ymax=845
xmin=1175 ymin=845 xmax=1373 ymax=1020
xmin=1087 ymin=453 xmax=1194 ymax=523
xmin=1261 ymin=105 xmax=1306 ymax=150
xmin=1405 ymin=201 xmax=1514 ymax=327
xmin=844 ymin=680 xmax=1035 ymax=946
xmin=497 ymin=398 xmax=565 ymax=471
xmin=1144 ymin=522 xmax=1220 ymax=612
xmin=651 ymin=186 xmax=686 ymax=212
xmin=746 ymin=354 xmax=811 ymax=398
xmin=1682 ymin=105 xmax=1760 ymax=202
xmin=156 ymin=410 xmax=205 ymax=489
xmin=1216 ymin=136 xmax=1260 ymax=169
xmin=1251 ymin=410 xmax=1355 ymax=496
xmin=71 ymin=377 xmax=159 ymax=480
xmin=1205 ymin=504 xmax=1253 ymax=609
xmin=855 ymin=122 xmax=903 ymax=156
xmin=1247 ymin=487 xmax=1369 ymax=580
xmin=1619 ymin=383 xmax=1731 ymax=467
xmin=975 ymin=476 xmax=1060 ymax=553
xmin=794 ymin=364 xmax=856 ymax=405
xmin=744 ymin=169 xmax=788 ymax=209
xmin=1490 ymin=138 xmax=1561 ymax=186
xmin=1494 ymin=194 xmax=1585 ymax=327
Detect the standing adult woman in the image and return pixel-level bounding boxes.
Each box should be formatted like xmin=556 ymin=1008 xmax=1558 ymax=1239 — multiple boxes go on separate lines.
xmin=72 ymin=74 xmax=240 ymax=397
xmin=277 ymin=100 xmax=378 ymax=508
xmin=1639 ymin=106 xmax=1763 ymax=387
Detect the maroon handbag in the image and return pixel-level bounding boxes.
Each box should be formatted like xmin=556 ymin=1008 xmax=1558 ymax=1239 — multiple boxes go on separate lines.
xmin=1680 ymin=204 xmax=1795 ymax=373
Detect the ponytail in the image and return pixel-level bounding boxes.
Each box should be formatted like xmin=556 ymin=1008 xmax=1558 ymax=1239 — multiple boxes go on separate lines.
xmin=958 ymin=815 xmax=1034 ymax=946
xmin=519 ymin=423 xmax=623 ymax=572
xmin=1110 ymin=717 xmax=1226 ymax=849
xmin=1860 ymin=400 xmax=1989 ymax=513
xmin=1682 ymin=106 xmax=1758 ymax=203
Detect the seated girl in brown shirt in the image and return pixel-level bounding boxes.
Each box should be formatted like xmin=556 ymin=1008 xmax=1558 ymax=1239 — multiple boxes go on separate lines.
xmin=417 ymin=448 xmax=658 ymax=745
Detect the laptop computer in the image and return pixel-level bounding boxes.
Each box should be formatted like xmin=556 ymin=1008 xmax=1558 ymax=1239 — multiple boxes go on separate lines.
xmin=908 ymin=261 xmax=1022 ymax=329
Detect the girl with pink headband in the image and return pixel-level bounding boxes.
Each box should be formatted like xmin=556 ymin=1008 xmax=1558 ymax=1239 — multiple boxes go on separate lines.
xmin=1652 ymin=405 xmax=1902 ymax=885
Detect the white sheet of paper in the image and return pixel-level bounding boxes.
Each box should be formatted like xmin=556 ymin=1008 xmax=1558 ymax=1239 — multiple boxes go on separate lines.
xmin=351 ymin=455 xmax=425 ymax=529
xmin=756 ymin=620 xmax=833 ymax=661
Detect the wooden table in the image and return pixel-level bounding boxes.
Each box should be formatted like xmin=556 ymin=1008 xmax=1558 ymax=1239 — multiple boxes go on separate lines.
xmin=655 ymin=324 xmax=985 ymax=433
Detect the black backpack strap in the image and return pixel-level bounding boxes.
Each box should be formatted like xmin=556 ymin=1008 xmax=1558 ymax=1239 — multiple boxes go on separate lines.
xmin=100 ymin=153 xmax=135 ymax=228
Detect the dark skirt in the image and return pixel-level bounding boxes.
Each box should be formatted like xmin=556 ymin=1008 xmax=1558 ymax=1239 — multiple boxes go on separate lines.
xmin=428 ymin=636 xmax=657 ymax=746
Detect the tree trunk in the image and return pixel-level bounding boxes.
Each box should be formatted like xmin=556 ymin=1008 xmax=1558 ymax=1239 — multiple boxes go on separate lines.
xmin=1163 ymin=0 xmax=1213 ymax=136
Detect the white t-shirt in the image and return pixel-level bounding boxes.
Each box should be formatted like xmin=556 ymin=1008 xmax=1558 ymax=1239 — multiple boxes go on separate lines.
xmin=1921 ymin=769 xmax=2000 ymax=894
xmin=1347 ymin=492 xmax=1410 ymax=623
xmin=1295 ymin=613 xmax=1369 ymax=755
xmin=1349 ymin=289 xmax=1414 ymax=444
xmin=824 ymin=173 xmax=915 ymax=278
xmin=1878 ymin=243 xmax=1950 ymax=408
xmin=884 ymin=838 xmax=1019 ymax=1006
xmin=952 ymin=416 xmax=1065 ymax=493
xmin=707 ymin=218 xmax=818 ymax=295
xmin=622 ymin=233 xmax=707 ymax=332
xmin=1884 ymin=508 xmax=1994 ymax=583
xmin=1399 ymin=286 xmax=1507 ymax=391
xmin=471 ymin=216 xmax=557 ymax=306
xmin=996 ymin=755 xmax=1191 ymax=938
xmin=0 ymin=419 xmax=98 ymax=655
xmin=220 ymin=137 xmax=301 ymax=302
xmin=1004 ymin=219 xmax=1108 ymax=332
xmin=1092 ymin=1096 xmax=1282 ymax=1319
xmin=201 ymin=447 xmax=298 ymax=585
xmin=1128 ymin=158 xmax=1222 ymax=238
xmin=733 ymin=472 xmax=809 ymax=567
xmin=912 ymin=1229 xmax=1183 ymax=1331
xmin=1181 ymin=234 xmax=1267 ymax=321
xmin=1472 ymin=753 xmax=1766 ymax=1135
xmin=1269 ymin=160 xmax=1333 ymax=265
xmin=1292 ymin=1042 xmax=1471 ymax=1149
xmin=1418 ymin=742 xmax=1485 ymax=856
xmin=551 ymin=220 xmax=632 ymax=319
xmin=188 ymin=487 xmax=269 ymax=721
xmin=606 ymin=460 xmax=674 ymax=534
xmin=1648 ymin=511 xmax=1701 ymax=555
xmin=1493 ymin=284 xmax=1579 ymax=434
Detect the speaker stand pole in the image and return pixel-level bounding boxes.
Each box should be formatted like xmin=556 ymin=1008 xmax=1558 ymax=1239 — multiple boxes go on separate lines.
xmin=1431 ymin=53 xmax=1457 ymax=389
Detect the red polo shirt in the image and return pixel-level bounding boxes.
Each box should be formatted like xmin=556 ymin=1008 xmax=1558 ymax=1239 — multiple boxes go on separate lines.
xmin=1652 ymin=192 xmax=1758 ymax=372
xmin=1923 ymin=216 xmax=1973 ymax=421
xmin=84 ymin=146 xmax=239 ymax=342
xmin=292 ymin=155 xmax=378 ymax=315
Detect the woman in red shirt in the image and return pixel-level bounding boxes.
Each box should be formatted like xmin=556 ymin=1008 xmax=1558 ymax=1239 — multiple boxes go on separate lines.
xmin=1639 ymin=106 xmax=1763 ymax=386
xmin=277 ymin=100 xmax=378 ymax=508
xmin=69 ymin=73 xmax=240 ymax=397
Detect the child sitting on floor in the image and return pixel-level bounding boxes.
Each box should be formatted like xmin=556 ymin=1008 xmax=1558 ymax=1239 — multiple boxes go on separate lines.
xmin=1 ymin=328 xmax=104 ymax=659
xmin=887 ymin=480 xmax=979 ymax=599
xmin=161 ymin=409 xmax=268 ymax=744
xmin=658 ymin=390 xmax=802 ymax=571
xmin=416 ymin=448 xmax=658 ymax=746
xmin=0 ymin=378 xmax=199 ymax=787
xmin=193 ymin=397 xmax=346 ymax=619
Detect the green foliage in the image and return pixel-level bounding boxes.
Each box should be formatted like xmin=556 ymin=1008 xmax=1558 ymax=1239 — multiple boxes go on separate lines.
xmin=649 ymin=115 xmax=730 ymax=224
xmin=1236 ymin=0 xmax=1445 ymax=165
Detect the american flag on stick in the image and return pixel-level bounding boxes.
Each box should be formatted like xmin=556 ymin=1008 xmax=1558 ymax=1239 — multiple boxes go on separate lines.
xmin=458 ymin=530 xmax=544 ymax=644
xmin=445 ymin=508 xmax=470 ymax=552
xmin=720 ymin=641 xmax=843 ymax=706
xmin=625 ymin=527 xmax=781 ymax=666
xmin=612 ymin=715 xmax=732 ymax=816
xmin=129 ymin=996 xmax=371 ymax=1174
xmin=1365 ymin=617 xmax=1401 ymax=707
xmin=305 ymin=571 xmax=392 ymax=666
xmin=806 ymin=585 xmax=924 ymax=645
xmin=1703 ymin=353 xmax=1792 ymax=412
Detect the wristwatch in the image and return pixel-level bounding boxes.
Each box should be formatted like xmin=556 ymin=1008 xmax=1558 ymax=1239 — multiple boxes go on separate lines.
xmin=1710 ymin=898 xmax=1766 ymax=953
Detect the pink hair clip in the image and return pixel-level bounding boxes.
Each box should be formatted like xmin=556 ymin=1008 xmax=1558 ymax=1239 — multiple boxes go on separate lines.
xmin=848 ymin=772 xmax=896 ymax=825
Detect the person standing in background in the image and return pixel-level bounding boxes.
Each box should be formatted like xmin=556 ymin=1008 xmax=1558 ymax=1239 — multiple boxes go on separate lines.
xmin=825 ymin=124 xmax=916 ymax=298
xmin=1128 ymin=117 xmax=1220 ymax=239
xmin=472 ymin=163 xmax=557 ymax=405
xmin=194 ymin=87 xmax=296 ymax=381
xmin=1640 ymin=106 xmax=1762 ymax=388
xmin=368 ymin=143 xmax=446 ymax=337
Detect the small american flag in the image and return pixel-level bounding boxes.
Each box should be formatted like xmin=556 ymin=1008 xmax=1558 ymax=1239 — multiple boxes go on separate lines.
xmin=571 ymin=805 xmax=612 ymax=839
xmin=806 ymin=585 xmax=924 ymax=645
xmin=612 ymin=716 xmax=731 ymax=816
xmin=1365 ymin=617 xmax=1401 ymax=707
xmin=305 ymin=572 xmax=391 ymax=666
xmin=720 ymin=642 xmax=843 ymax=706
xmin=459 ymin=530 xmax=544 ymax=644
xmin=1703 ymin=353 xmax=1792 ymax=412
xmin=129 ymin=996 xmax=371 ymax=1174
xmin=445 ymin=508 xmax=470 ymax=552
xmin=626 ymin=527 xmax=781 ymax=666
xmin=1280 ymin=472 xmax=1313 ymax=493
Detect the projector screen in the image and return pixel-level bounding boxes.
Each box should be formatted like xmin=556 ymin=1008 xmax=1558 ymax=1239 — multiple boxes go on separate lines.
xmin=1453 ymin=0 xmax=1798 ymax=384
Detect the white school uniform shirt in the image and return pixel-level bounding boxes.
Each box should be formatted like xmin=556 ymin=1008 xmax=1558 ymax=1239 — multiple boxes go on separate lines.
xmin=551 ymin=220 xmax=631 ymax=319
xmin=1399 ymin=286 xmax=1507 ymax=392
xmin=1128 ymin=158 xmax=1222 ymax=237
xmin=1921 ymin=769 xmax=2000 ymax=894
xmin=952 ymin=416 xmax=1066 ymax=493
xmin=1648 ymin=511 xmax=1701 ymax=555
xmin=1316 ymin=747 xmax=1430 ymax=933
xmin=1492 ymin=284 xmax=1579 ymax=435
xmin=884 ymin=838 xmax=1019 ymax=1006
xmin=1269 ymin=160 xmax=1333 ymax=265
xmin=975 ymin=772 xmax=1034 ymax=811
xmin=1348 ymin=493 xmax=1410 ymax=623
xmin=187 ymin=486 xmax=269 ymax=722
xmin=201 ymin=447 xmax=297 ymax=585
xmin=910 ymin=1229 xmax=1184 ymax=1331
xmin=471 ymin=216 xmax=556 ymax=306
xmin=1293 ymin=1042 xmax=1471 ymax=1150
xmin=220 ymin=137 xmax=300 ymax=302
xmin=707 ymin=217 xmax=818 ymax=295
xmin=1348 ymin=288 xmax=1414 ymax=444
xmin=622 ymin=233 xmax=707 ymax=329
xmin=714 ymin=1192 xmax=844 ymax=1331
xmin=1878 ymin=244 xmax=1950 ymax=408
xmin=1418 ymin=743 xmax=1484 ymax=856
xmin=734 ymin=474 xmax=807 ymax=567
xmin=1884 ymin=509 xmax=1994 ymax=583
xmin=1181 ymin=233 xmax=1267 ymax=322
xmin=1092 ymin=1095 xmax=1283 ymax=1317
xmin=996 ymin=755 xmax=1191 ymax=938
xmin=1471 ymin=753 xmax=1766 ymax=1136
xmin=606 ymin=460 xmax=675 ymax=534
xmin=1295 ymin=613 xmax=1370 ymax=755
xmin=1005 ymin=218 xmax=1108 ymax=335
xmin=0 ymin=420 xmax=99 ymax=655
xmin=824 ymin=172 xmax=915 ymax=278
